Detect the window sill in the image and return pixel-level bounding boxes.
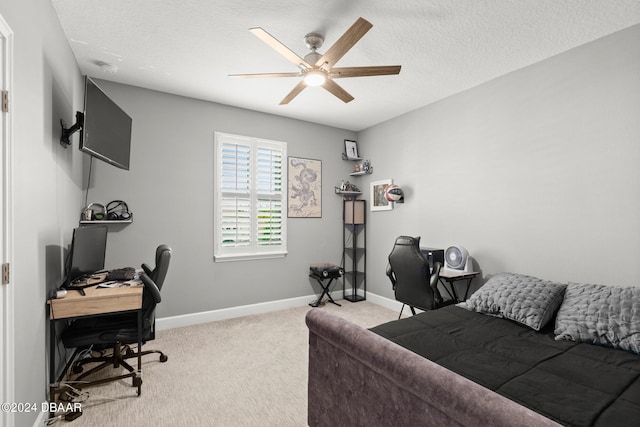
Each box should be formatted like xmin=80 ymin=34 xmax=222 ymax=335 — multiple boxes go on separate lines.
xmin=214 ymin=251 xmax=287 ymax=262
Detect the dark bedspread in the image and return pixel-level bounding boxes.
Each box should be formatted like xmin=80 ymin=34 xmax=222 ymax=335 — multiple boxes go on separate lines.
xmin=370 ymin=305 xmax=640 ymax=427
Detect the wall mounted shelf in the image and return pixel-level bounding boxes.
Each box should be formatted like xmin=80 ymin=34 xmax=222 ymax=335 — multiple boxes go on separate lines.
xmin=80 ymin=220 xmax=133 ymax=225
xmin=349 ymin=170 xmax=372 ymax=177
xmin=341 ymin=153 xmax=362 ymax=161
xmin=335 ymin=190 xmax=362 ymax=197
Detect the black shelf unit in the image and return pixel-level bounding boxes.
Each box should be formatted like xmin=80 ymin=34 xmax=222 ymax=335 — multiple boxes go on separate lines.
xmin=342 ymin=199 xmax=366 ymax=302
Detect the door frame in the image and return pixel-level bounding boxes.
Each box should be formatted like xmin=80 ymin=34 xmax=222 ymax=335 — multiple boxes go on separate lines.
xmin=0 ymin=12 xmax=15 ymax=427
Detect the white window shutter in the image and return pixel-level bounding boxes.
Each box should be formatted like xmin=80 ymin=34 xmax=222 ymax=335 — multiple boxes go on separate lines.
xmin=215 ymin=133 xmax=287 ymax=261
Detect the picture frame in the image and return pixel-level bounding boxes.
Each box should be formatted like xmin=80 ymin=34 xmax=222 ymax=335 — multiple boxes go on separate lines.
xmin=344 ymin=139 xmax=360 ymax=160
xmin=371 ymin=179 xmax=393 ymax=211
xmin=287 ymin=157 xmax=322 ymax=218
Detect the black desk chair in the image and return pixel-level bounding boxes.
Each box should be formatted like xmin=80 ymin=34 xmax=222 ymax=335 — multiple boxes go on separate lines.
xmin=134 ymin=244 xmax=171 ymax=360
xmin=386 ymin=236 xmax=453 ymax=318
xmin=61 ymin=245 xmax=171 ymax=395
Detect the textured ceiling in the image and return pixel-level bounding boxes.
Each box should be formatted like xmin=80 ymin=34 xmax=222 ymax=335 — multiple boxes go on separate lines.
xmin=51 ymin=0 xmax=640 ymax=131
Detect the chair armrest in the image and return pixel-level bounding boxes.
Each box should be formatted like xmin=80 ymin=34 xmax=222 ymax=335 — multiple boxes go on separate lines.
xmin=140 ymin=273 xmax=162 ymax=304
xmin=386 ymin=263 xmax=396 ymax=290
xmin=141 ymin=263 xmax=153 ymax=276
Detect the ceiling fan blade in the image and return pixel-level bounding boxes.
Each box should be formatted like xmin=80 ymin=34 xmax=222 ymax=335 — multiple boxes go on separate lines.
xmin=249 ymin=27 xmax=311 ymax=69
xmin=229 ymin=72 xmax=302 ymax=78
xmin=315 ymin=17 xmax=373 ymax=69
xmin=322 ymin=79 xmax=354 ymax=103
xmin=330 ymin=65 xmax=402 ymax=78
xmin=280 ymin=80 xmax=307 ymax=105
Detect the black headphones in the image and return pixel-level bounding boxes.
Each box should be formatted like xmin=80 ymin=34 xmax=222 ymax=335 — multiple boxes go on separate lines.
xmin=106 ymin=200 xmax=132 ymax=220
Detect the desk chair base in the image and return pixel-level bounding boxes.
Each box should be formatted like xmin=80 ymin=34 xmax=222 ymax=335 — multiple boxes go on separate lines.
xmin=126 ymin=347 xmax=169 ymax=363
xmin=69 ymin=342 xmax=144 ymax=396
xmin=68 ymin=344 xmax=168 ymax=397
xmin=398 ymin=304 xmax=418 ymax=319
xmin=398 ymin=299 xmax=457 ymax=319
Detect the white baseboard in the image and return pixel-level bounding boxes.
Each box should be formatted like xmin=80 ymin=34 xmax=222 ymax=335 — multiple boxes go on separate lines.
xmin=364 ymin=292 xmax=405 ymax=312
xmin=156 ymin=291 xmax=403 ymax=331
xmin=156 ymin=290 xmax=341 ymax=331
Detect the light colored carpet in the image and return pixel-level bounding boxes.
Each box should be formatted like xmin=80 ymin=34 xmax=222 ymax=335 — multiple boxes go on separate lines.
xmin=56 ymin=301 xmax=399 ymax=426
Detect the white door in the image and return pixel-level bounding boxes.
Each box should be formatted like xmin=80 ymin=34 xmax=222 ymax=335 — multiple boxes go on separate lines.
xmin=0 ymin=13 xmax=14 ymax=427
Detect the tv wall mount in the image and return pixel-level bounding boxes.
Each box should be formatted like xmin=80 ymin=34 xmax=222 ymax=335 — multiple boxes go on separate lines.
xmin=60 ymin=111 xmax=84 ymax=147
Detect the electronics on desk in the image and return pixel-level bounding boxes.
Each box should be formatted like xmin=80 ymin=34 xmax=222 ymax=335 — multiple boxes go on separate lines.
xmin=64 ymin=225 xmax=108 ymax=287
xmin=444 ymin=245 xmax=472 ymax=273
xmin=420 ymin=247 xmax=444 ymax=269
xmin=107 ymin=267 xmax=136 ymax=281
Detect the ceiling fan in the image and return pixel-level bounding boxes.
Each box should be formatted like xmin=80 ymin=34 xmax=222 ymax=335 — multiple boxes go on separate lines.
xmin=229 ymin=17 xmax=401 ymax=105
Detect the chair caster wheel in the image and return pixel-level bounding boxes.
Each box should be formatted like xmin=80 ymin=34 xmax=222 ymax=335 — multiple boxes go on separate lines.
xmin=72 ymin=365 xmax=84 ymax=374
xmin=133 ymin=377 xmax=142 ymax=387
xmin=159 ymin=354 xmax=168 ymax=362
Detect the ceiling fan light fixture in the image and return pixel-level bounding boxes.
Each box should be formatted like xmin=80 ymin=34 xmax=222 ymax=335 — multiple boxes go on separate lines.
xmin=304 ymin=70 xmax=326 ymax=86
xmin=236 ymin=18 xmax=400 ymax=104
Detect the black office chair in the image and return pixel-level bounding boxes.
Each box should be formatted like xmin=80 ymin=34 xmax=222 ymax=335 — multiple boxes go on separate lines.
xmin=386 ymin=236 xmax=453 ymax=318
xmin=61 ymin=245 xmax=172 ymax=395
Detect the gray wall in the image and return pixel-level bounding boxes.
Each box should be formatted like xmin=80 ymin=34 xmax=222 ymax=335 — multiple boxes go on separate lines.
xmin=359 ymin=24 xmax=640 ymax=299
xmin=85 ymin=81 xmax=356 ymax=318
xmin=0 ymin=1 xmax=85 ymax=426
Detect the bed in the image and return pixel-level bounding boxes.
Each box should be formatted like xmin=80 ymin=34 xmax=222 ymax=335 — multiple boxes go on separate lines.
xmin=306 ymin=273 xmax=640 ymax=426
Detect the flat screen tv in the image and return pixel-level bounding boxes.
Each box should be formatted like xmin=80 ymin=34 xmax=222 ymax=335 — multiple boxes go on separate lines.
xmin=80 ymin=77 xmax=132 ymax=170
xmin=66 ymin=225 xmax=108 ymax=285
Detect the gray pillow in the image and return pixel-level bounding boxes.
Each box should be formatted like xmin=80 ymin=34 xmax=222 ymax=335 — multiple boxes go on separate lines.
xmin=554 ymin=283 xmax=640 ymax=355
xmin=462 ymin=272 xmax=567 ymax=331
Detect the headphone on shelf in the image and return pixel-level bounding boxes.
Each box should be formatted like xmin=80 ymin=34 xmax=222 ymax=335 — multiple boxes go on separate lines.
xmin=82 ymin=203 xmax=105 ymax=221
xmin=106 ymin=200 xmax=132 ymax=220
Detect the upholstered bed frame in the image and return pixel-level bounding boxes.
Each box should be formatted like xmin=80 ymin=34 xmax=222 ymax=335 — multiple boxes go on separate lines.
xmin=306 ymin=308 xmax=560 ymax=427
xmin=306 ymin=272 xmax=640 ymax=426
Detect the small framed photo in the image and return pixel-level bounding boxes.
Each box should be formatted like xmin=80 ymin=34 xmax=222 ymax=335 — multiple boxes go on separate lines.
xmin=371 ymin=179 xmax=393 ymax=211
xmin=344 ymin=139 xmax=360 ymax=160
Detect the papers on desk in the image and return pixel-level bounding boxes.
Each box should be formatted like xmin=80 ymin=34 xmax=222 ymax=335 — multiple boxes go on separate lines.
xmin=97 ymin=280 xmax=138 ymax=288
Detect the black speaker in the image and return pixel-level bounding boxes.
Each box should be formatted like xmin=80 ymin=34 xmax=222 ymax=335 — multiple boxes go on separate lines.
xmin=420 ymin=247 xmax=445 ymax=268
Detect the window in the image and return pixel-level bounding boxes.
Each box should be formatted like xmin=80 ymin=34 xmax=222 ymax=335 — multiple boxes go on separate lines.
xmin=214 ymin=132 xmax=287 ymax=261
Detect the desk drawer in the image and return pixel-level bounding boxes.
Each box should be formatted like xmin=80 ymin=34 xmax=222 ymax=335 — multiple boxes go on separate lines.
xmin=49 ymin=287 xmax=143 ymax=319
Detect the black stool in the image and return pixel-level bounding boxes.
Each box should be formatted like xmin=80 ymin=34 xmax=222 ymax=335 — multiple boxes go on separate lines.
xmin=308 ymin=263 xmax=343 ymax=307
xmin=309 ymin=272 xmax=341 ymax=307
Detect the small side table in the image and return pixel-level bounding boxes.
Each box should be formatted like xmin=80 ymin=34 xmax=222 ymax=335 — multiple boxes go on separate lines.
xmin=309 ymin=272 xmax=342 ymax=307
xmin=438 ymin=270 xmax=480 ymax=302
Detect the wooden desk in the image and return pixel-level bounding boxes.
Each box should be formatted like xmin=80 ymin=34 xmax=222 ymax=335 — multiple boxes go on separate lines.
xmin=438 ymin=270 xmax=479 ymax=302
xmin=48 ymin=284 xmax=144 ymax=398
